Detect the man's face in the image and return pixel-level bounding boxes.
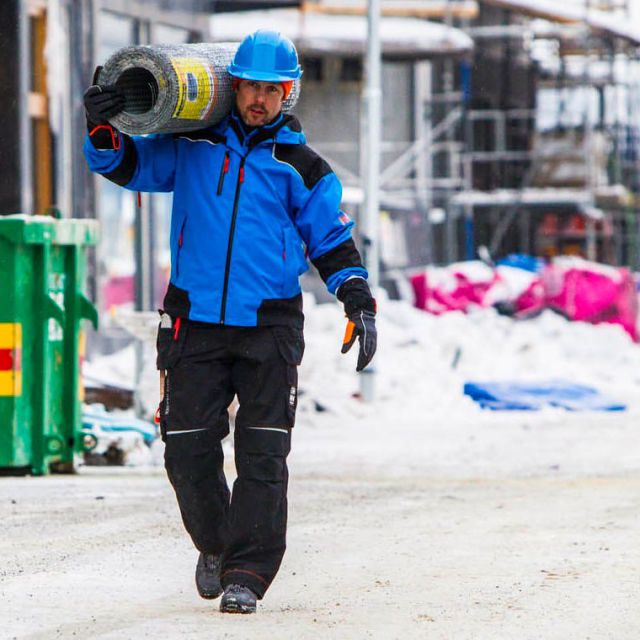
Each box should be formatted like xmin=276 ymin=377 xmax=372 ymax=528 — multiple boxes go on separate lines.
xmin=235 ymin=79 xmax=285 ymax=127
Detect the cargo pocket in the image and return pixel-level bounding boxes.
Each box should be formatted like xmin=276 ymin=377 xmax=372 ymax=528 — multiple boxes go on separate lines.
xmin=156 ymin=315 xmax=188 ymax=371
xmin=273 ymin=326 xmax=305 ymax=428
xmin=156 ymin=314 xmax=188 ymax=441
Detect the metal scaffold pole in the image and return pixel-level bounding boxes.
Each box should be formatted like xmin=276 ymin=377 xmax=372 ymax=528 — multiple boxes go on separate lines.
xmin=361 ymin=0 xmax=381 ymax=402
xmin=18 ymin=0 xmax=33 ymax=215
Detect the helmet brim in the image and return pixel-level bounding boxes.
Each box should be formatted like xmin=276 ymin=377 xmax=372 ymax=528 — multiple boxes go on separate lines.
xmin=227 ymin=66 xmax=302 ymax=82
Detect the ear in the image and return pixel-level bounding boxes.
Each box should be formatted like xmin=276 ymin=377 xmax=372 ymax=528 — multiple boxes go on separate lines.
xmin=232 ymin=78 xmax=241 ymax=93
xmin=281 ymin=81 xmax=293 ymax=100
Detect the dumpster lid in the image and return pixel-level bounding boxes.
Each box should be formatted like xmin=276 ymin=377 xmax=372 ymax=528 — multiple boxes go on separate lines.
xmin=0 ymin=215 xmax=99 ymax=246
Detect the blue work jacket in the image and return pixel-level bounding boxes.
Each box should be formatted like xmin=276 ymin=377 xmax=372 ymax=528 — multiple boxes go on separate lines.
xmin=84 ymin=111 xmax=367 ymax=327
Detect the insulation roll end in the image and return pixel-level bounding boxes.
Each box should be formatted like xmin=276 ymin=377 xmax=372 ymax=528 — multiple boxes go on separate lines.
xmin=99 ymin=42 xmax=300 ymax=135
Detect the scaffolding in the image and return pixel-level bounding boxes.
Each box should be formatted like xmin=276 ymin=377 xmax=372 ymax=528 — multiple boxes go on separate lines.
xmin=344 ymin=0 xmax=640 ymax=268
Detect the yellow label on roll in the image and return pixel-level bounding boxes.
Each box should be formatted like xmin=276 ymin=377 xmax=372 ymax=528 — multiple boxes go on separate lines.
xmin=171 ymin=57 xmax=216 ymax=120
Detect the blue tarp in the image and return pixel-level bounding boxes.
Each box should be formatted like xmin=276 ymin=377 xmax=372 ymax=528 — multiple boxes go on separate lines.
xmin=83 ymin=405 xmax=158 ymax=444
xmin=496 ymin=253 xmax=544 ymax=273
xmin=464 ymin=380 xmax=626 ymax=411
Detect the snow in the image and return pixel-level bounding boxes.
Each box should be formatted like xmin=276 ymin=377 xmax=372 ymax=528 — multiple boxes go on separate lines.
xmin=84 ymin=288 xmax=640 ymax=424
xmin=84 ymin=343 xmax=137 ymax=391
xmin=484 ymin=0 xmax=640 ymax=46
xmin=300 ymin=289 xmax=640 ymax=418
xmin=6 ymin=285 xmax=640 ymax=637
xmin=82 ymin=288 xmax=640 ymax=474
xmin=209 ymin=9 xmax=473 ymax=57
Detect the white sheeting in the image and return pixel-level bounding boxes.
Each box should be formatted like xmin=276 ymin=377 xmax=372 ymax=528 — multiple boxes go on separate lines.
xmin=482 ymin=0 xmax=640 ymax=46
xmin=209 ymin=9 xmax=473 ymax=58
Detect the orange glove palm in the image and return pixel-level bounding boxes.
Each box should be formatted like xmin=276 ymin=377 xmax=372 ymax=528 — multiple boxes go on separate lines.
xmin=341 ymin=310 xmax=377 ymax=372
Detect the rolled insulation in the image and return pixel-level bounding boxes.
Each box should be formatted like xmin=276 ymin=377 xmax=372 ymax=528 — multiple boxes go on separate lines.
xmin=98 ymin=43 xmax=301 ymax=136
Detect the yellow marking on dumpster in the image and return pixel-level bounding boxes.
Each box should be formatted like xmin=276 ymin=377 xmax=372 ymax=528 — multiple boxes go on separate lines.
xmin=0 ymin=323 xmax=22 ymax=396
xmin=0 ymin=323 xmax=20 ymax=349
xmin=0 ymin=371 xmax=21 ymax=396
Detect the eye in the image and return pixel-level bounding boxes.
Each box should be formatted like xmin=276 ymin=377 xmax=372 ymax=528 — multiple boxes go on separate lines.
xmin=267 ymin=85 xmax=279 ymax=94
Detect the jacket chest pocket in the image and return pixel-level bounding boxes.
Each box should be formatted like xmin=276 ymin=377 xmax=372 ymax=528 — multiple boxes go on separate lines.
xmin=217 ymin=151 xmax=230 ymax=195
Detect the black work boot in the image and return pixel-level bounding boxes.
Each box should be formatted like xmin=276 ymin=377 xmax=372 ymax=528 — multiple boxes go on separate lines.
xmin=195 ymin=553 xmax=222 ymax=599
xmin=220 ymin=584 xmax=257 ymax=614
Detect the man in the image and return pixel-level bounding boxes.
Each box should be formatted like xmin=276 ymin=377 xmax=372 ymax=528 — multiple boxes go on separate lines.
xmin=83 ymin=30 xmax=377 ymax=614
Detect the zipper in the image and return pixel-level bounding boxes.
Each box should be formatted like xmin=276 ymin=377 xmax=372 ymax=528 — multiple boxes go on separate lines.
xmin=219 ymin=157 xmax=246 ymax=324
xmin=172 ymin=316 xmax=182 ymax=341
xmin=176 ymin=217 xmax=187 ymax=278
xmin=217 ymin=151 xmax=230 ymax=195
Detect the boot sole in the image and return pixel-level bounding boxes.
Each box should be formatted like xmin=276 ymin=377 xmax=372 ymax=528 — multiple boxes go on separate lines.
xmin=197 ymin=588 xmax=222 ymax=600
xmin=220 ymin=601 xmax=256 ymax=614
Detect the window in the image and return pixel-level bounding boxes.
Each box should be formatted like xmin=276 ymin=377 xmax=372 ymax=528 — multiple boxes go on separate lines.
xmin=302 ymin=56 xmax=324 ymax=82
xmin=340 ymin=58 xmax=362 ymax=83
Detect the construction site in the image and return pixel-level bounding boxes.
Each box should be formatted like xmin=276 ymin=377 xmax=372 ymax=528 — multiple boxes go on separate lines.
xmin=1 ymin=1 xmax=640 ymax=637
xmin=4 ymin=1 xmax=640 ymax=312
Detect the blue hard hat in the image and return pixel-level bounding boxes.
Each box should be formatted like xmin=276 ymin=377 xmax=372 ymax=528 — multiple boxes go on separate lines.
xmin=228 ymin=30 xmax=302 ymax=82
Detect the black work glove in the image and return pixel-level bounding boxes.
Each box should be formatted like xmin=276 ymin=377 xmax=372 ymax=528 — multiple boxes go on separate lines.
xmin=337 ymin=278 xmax=377 ymax=372
xmin=83 ymin=67 xmax=125 ymax=125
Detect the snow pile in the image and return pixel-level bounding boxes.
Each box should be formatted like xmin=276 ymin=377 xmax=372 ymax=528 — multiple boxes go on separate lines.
xmin=84 ymin=291 xmax=640 ymax=421
xmin=293 ymin=292 xmax=640 ymax=478
xmin=81 ymin=290 xmax=640 ymax=470
xmin=299 ymin=290 xmax=640 ymax=420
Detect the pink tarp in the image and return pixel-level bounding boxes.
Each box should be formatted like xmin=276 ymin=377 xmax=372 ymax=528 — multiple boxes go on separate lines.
xmin=410 ymin=258 xmax=638 ymax=341
xmin=539 ymin=262 xmax=638 ymax=341
xmin=411 ymin=269 xmax=499 ymax=315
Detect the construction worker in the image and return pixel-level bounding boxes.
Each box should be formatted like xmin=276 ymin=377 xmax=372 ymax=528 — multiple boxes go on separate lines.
xmin=83 ymin=30 xmax=376 ymax=614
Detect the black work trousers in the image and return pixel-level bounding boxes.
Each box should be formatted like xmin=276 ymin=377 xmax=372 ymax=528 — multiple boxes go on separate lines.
xmin=157 ymin=319 xmax=304 ymax=599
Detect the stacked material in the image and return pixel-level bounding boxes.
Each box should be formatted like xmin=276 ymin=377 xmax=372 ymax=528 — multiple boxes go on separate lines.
xmin=98 ymin=43 xmax=300 ymax=135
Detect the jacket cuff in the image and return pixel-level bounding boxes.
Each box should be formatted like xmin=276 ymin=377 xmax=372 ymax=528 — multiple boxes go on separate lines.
xmin=87 ymin=120 xmax=122 ymax=151
xmin=336 ymin=277 xmax=376 ymax=316
xmin=312 ymin=238 xmax=364 ymax=285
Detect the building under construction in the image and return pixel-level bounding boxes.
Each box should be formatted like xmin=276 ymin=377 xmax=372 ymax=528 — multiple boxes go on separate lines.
xmin=2 ymin=0 xmax=640 ymax=322
xmin=293 ymin=0 xmax=640 ymax=272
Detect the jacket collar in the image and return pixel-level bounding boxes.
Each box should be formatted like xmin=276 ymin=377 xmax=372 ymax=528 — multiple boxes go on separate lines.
xmin=223 ymin=110 xmax=306 ymax=153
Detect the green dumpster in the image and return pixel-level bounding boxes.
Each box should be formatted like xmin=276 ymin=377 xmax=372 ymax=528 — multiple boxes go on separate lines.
xmin=0 ymin=215 xmax=99 ymax=475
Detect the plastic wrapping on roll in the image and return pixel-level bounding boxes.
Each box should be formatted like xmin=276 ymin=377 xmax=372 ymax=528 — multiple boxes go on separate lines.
xmin=98 ymin=43 xmax=301 ymax=135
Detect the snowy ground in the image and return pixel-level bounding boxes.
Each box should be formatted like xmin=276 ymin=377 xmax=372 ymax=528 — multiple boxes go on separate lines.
xmin=2 ymin=296 xmax=640 ymax=638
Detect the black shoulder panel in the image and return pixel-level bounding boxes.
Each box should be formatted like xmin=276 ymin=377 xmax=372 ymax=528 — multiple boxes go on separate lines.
xmin=273 ymin=143 xmax=333 ymax=190
xmin=282 ymin=115 xmax=303 ymax=133
xmin=102 ymin=135 xmax=137 ymax=187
